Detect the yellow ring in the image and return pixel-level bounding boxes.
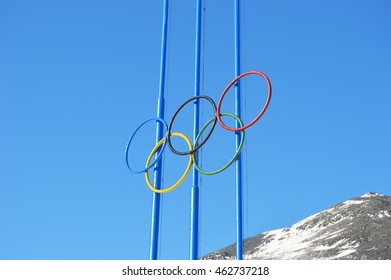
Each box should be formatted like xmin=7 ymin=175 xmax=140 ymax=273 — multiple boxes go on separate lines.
xmin=145 ymin=132 xmax=193 ymax=193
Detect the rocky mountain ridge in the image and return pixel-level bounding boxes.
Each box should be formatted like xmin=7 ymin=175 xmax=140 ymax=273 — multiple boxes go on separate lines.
xmin=202 ymin=192 xmax=391 ymax=260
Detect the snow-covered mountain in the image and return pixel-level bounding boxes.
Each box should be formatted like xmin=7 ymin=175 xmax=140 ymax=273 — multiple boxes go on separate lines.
xmin=202 ymin=192 xmax=391 ymax=260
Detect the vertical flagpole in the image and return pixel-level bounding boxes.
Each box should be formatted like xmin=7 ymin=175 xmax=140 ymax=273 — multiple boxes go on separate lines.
xmin=234 ymin=0 xmax=243 ymax=260
xmin=190 ymin=0 xmax=203 ymax=260
xmin=150 ymin=0 xmax=169 ymax=260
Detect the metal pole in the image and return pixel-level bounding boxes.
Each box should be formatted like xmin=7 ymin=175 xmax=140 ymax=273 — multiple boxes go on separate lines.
xmin=190 ymin=0 xmax=203 ymax=260
xmin=150 ymin=0 xmax=169 ymax=260
xmin=234 ymin=0 xmax=243 ymax=260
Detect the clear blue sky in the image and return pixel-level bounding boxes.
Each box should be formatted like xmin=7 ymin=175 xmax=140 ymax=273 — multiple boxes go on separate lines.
xmin=1 ymin=0 xmax=390 ymax=260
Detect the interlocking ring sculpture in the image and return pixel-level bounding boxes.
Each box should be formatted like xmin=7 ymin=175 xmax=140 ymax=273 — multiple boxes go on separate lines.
xmin=125 ymin=71 xmax=272 ymax=193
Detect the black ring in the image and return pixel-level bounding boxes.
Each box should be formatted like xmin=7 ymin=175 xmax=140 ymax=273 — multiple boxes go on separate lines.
xmin=167 ymin=95 xmax=217 ymax=155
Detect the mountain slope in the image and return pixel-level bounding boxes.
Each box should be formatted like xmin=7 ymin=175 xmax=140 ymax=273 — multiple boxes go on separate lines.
xmin=202 ymin=192 xmax=391 ymax=260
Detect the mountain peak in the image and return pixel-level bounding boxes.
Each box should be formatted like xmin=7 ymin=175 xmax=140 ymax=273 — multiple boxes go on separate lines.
xmin=202 ymin=192 xmax=391 ymax=260
xmin=361 ymin=192 xmax=385 ymax=198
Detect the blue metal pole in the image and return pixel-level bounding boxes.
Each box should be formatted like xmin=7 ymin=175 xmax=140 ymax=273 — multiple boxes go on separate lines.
xmin=150 ymin=0 xmax=169 ymax=260
xmin=190 ymin=0 xmax=203 ymax=260
xmin=234 ymin=0 xmax=243 ymax=260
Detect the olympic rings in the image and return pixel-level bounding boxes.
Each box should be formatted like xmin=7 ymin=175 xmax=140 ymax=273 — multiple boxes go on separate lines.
xmin=145 ymin=132 xmax=193 ymax=194
xmin=125 ymin=70 xmax=272 ymax=193
xmin=192 ymin=113 xmax=245 ymax=175
xmin=217 ymin=70 xmax=272 ymax=132
xmin=167 ymin=95 xmax=217 ymax=156
xmin=125 ymin=117 xmax=168 ymax=174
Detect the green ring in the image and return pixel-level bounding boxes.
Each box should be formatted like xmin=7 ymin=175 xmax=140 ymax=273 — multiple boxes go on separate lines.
xmin=191 ymin=112 xmax=245 ymax=175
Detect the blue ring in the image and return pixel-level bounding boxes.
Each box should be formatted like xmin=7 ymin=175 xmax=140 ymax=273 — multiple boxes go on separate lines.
xmin=125 ymin=117 xmax=168 ymax=174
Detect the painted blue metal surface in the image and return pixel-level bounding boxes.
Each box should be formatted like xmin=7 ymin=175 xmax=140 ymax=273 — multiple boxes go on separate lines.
xmin=234 ymin=0 xmax=244 ymax=260
xmin=190 ymin=0 xmax=203 ymax=260
xmin=150 ymin=0 xmax=169 ymax=260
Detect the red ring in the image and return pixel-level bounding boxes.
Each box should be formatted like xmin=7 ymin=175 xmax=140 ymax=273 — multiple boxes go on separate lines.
xmin=216 ymin=70 xmax=272 ymax=132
